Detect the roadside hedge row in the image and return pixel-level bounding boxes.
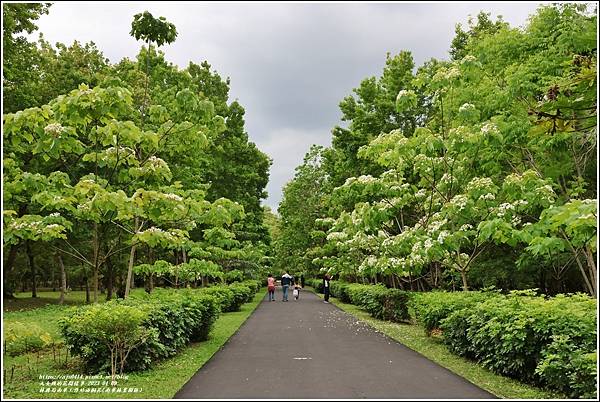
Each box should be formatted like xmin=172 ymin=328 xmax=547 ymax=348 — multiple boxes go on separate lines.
xmin=311 ymin=280 xmax=596 ymax=398
xmin=60 ymin=281 xmax=261 ymax=374
xmin=306 ymin=278 xmax=323 ymax=292
xmin=436 ymin=291 xmax=596 ymax=399
xmin=333 ymin=282 xmax=410 ymax=322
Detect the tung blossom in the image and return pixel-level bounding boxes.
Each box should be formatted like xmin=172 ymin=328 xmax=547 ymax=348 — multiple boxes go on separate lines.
xmin=44 ymin=122 xmax=65 ymax=138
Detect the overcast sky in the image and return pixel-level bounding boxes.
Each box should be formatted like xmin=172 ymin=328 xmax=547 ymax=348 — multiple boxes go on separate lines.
xmin=30 ymin=1 xmax=551 ymax=212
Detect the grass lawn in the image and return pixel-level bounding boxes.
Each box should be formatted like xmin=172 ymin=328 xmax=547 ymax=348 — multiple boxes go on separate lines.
xmin=309 ymin=288 xmax=561 ymax=400
xmin=3 ymin=291 xmax=265 ymax=399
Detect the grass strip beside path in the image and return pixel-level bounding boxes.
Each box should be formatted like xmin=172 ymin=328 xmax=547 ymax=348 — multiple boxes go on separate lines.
xmin=3 ymin=291 xmax=265 ymax=399
xmin=309 ymin=289 xmax=559 ymax=399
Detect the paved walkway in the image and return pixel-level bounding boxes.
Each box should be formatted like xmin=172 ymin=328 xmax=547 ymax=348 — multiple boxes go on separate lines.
xmin=175 ymin=288 xmax=496 ymax=399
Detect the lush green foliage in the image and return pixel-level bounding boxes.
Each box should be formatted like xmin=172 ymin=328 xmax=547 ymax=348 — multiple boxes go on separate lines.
xmin=441 ymin=291 xmax=596 ymax=398
xmin=409 ymin=290 xmax=500 ymax=334
xmin=3 ymin=293 xmax=264 ymax=399
xmin=305 ymin=278 xmax=324 ymax=293
xmin=278 ymin=4 xmax=597 ymax=298
xmin=59 ymin=281 xmax=260 ymax=374
xmin=343 ymin=283 xmax=411 ymax=322
xmin=325 ymin=281 xmax=411 ymax=322
xmin=3 ymin=320 xmax=60 ymax=356
xmin=2 ymin=6 xmax=271 ymax=302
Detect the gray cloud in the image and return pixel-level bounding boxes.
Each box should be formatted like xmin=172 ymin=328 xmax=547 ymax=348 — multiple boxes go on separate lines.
xmin=31 ymin=2 xmax=549 ymax=211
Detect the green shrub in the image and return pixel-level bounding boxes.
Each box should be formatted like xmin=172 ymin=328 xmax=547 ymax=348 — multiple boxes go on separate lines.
xmin=60 ymin=301 xmax=159 ymax=374
xmin=344 ymin=283 xmax=410 ymax=322
xmin=439 ymin=291 xmax=596 ymax=398
xmin=409 ymin=290 xmax=497 ymax=334
xmin=227 ymin=283 xmax=254 ymax=307
xmin=240 ymin=279 xmax=261 ymax=294
xmin=536 ymin=335 xmax=597 ymax=398
xmin=306 ymin=278 xmax=324 ymax=292
xmin=330 ymin=281 xmax=351 ymax=303
xmin=224 ymin=269 xmax=244 ymax=283
xmin=3 ymin=321 xmax=60 ymax=356
xmin=60 ymin=291 xmax=220 ymax=374
xmin=201 ymin=286 xmax=237 ymax=312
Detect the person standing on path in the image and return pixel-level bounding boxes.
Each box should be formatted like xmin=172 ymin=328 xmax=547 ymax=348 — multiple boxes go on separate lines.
xmin=267 ymin=273 xmax=276 ymax=301
xmin=300 ymin=274 xmax=305 ymax=288
xmin=281 ymin=271 xmax=293 ymax=301
xmin=323 ymin=274 xmax=331 ymax=303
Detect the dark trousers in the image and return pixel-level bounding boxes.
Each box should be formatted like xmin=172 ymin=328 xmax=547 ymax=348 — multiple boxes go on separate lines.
xmin=324 ymin=287 xmax=330 ymax=301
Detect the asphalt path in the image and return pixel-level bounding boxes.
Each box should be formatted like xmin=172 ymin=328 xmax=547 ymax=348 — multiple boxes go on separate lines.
xmin=175 ymin=288 xmax=496 ymax=399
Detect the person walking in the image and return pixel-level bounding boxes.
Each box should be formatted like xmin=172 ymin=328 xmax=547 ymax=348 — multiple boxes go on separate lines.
xmin=323 ymin=274 xmax=331 ymax=303
xmin=281 ymin=271 xmax=293 ymax=301
xmin=300 ymin=274 xmax=305 ymax=288
xmin=267 ymin=273 xmax=276 ymax=301
xmin=293 ymin=280 xmax=301 ymax=301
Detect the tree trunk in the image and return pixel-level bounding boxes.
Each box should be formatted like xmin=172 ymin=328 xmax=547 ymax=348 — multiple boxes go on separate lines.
xmin=56 ymin=252 xmax=66 ymax=305
xmin=583 ymin=247 xmax=597 ymax=298
xmin=460 ymin=269 xmax=469 ymax=291
xmin=92 ymin=222 xmax=100 ymax=303
xmin=3 ymin=244 xmax=19 ymax=299
xmin=84 ymin=274 xmax=90 ymax=303
xmin=125 ymin=243 xmax=137 ymax=298
xmin=124 ymin=218 xmax=139 ymax=298
xmin=51 ymin=260 xmax=56 ymax=292
xmin=182 ymin=249 xmax=187 ymax=263
xmin=26 ymin=241 xmax=37 ymax=298
xmin=105 ymin=254 xmax=114 ymax=301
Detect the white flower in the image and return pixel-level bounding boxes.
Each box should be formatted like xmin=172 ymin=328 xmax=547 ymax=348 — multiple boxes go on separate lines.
xmin=450 ymin=195 xmax=468 ymax=210
xmin=326 ymin=232 xmax=347 ymax=241
xmin=467 ymin=177 xmax=494 ymax=192
xmin=459 ymin=103 xmax=476 ymax=113
xmin=356 ymin=175 xmax=377 ymax=184
xmin=415 ymin=189 xmax=427 ymax=198
xmin=164 ymin=193 xmax=183 ymax=202
xmin=497 ymin=202 xmax=515 ymax=218
xmin=44 ymin=123 xmax=65 ymax=137
xmin=481 ymin=123 xmax=499 ymax=135
xmin=437 ymin=230 xmax=450 ymax=244
xmin=479 ymin=193 xmax=495 ymax=201
xmin=49 ymin=212 xmax=61 ymax=217
xmin=446 ymin=67 xmax=461 ymax=80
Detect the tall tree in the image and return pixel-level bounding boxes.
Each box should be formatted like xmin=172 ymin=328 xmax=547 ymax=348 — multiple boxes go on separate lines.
xmin=2 ymin=2 xmax=51 ymax=112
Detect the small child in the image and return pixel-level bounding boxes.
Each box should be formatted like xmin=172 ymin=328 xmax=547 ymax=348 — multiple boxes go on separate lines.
xmin=293 ymin=282 xmax=301 ymax=301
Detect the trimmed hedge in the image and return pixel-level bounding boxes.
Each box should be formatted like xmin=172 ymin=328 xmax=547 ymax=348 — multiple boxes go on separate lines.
xmin=409 ymin=290 xmax=499 ymax=334
xmin=344 ymin=283 xmax=410 ymax=322
xmin=439 ymin=291 xmax=596 ymax=398
xmin=200 ymin=286 xmax=238 ymax=312
xmin=60 ymin=282 xmax=261 ymax=374
xmin=239 ymin=279 xmax=261 ymax=294
xmin=306 ymin=278 xmax=324 ymax=292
